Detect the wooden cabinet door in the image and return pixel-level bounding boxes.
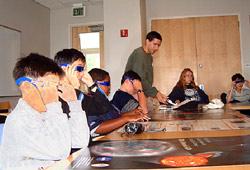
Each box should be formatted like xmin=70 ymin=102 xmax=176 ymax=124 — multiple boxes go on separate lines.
xmin=152 ymin=15 xmax=241 ymax=100
xmin=195 ymin=16 xmax=241 ymax=99
xmin=152 ymin=18 xmax=198 ymax=96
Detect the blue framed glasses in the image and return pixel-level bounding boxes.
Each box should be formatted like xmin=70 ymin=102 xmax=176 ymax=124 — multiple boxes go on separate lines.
xmin=16 ymin=77 xmax=44 ymax=89
xmin=95 ymin=80 xmax=110 ymax=86
xmin=59 ymin=64 xmax=84 ymax=72
xmin=125 ymin=76 xmax=133 ymax=84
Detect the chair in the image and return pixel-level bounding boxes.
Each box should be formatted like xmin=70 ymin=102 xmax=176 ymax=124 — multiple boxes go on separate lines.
xmin=220 ymin=93 xmax=227 ymax=104
xmin=0 ymin=115 xmax=7 ymax=147
xmin=0 ymin=101 xmax=12 ymax=115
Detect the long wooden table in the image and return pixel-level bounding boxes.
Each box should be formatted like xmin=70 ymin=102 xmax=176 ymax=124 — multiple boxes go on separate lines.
xmin=228 ymin=102 xmax=250 ymax=110
xmin=99 ymin=105 xmax=249 ymax=141
xmin=48 ymin=105 xmax=250 ymax=170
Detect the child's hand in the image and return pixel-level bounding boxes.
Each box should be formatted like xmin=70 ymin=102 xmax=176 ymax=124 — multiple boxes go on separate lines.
xmin=175 ymin=100 xmax=181 ymax=104
xmin=58 ymin=82 xmax=77 ymax=102
xmin=127 ymin=114 xmax=150 ymax=122
xmin=81 ymin=70 xmax=95 ymax=88
xmin=231 ymin=81 xmax=236 ymax=89
xmin=133 ymin=80 xmax=143 ymax=91
xmin=22 ymin=81 xmax=46 ymax=113
xmin=62 ymin=65 xmax=80 ymax=89
xmin=245 ymin=80 xmax=250 ymax=88
xmin=37 ymin=81 xmax=59 ymax=105
xmin=137 ymin=106 xmax=148 ymax=114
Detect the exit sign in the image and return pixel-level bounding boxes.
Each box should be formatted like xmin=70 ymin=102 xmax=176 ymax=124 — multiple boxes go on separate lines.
xmin=72 ymin=6 xmax=85 ymax=17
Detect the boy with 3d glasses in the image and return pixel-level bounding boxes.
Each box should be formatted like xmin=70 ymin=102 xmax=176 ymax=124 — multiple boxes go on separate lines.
xmin=87 ymin=68 xmax=149 ymax=138
xmin=0 ymin=53 xmax=89 ymax=168
xmin=54 ymin=48 xmax=110 ymax=116
xmin=226 ymin=73 xmax=250 ymax=103
xmin=111 ymin=70 xmax=148 ymax=114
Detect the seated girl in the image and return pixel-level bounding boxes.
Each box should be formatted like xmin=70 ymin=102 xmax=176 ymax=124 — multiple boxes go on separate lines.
xmin=168 ymin=68 xmax=209 ymax=104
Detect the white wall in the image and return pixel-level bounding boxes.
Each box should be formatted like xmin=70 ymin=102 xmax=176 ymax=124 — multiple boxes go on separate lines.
xmin=50 ymin=0 xmax=145 ymax=98
xmin=0 ymin=0 xmax=50 ymax=107
xmin=49 ymin=0 xmax=250 ymax=97
xmin=50 ymin=4 xmax=104 ymax=58
xmin=146 ymin=0 xmax=250 ymax=81
xmin=103 ymin=0 xmax=144 ymax=97
xmin=0 ymin=0 xmax=50 ymax=57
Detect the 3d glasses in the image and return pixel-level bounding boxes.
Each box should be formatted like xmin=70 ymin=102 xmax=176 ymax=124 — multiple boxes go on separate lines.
xmin=95 ymin=80 xmax=110 ymax=86
xmin=125 ymin=76 xmax=133 ymax=84
xmin=59 ymin=64 xmax=84 ymax=72
xmin=16 ymin=77 xmax=44 ymax=89
xmin=235 ymin=80 xmax=245 ymax=84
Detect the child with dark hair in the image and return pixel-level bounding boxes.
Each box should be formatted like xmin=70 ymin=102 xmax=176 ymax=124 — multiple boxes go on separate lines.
xmin=0 ymin=53 xmax=89 ymax=168
xmin=88 ymin=68 xmax=149 ymax=138
xmin=226 ymin=73 xmax=250 ymax=103
xmin=111 ymin=70 xmax=148 ymax=114
xmin=54 ymin=48 xmax=110 ymax=116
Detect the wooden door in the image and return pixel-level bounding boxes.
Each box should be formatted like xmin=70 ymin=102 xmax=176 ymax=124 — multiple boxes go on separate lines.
xmin=152 ymin=15 xmax=241 ymax=100
xmin=195 ymin=16 xmax=241 ymax=99
xmin=152 ymin=18 xmax=198 ymax=96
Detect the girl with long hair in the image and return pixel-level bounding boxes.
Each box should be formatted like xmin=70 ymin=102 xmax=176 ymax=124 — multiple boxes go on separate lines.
xmin=168 ymin=68 xmax=209 ymax=104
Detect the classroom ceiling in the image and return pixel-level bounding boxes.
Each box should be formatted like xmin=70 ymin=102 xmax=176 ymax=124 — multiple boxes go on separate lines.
xmin=34 ymin=0 xmax=103 ymax=9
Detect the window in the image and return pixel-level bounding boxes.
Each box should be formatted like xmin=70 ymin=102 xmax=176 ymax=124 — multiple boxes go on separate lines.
xmin=80 ymin=32 xmax=100 ymax=71
xmin=72 ymin=25 xmax=104 ymax=71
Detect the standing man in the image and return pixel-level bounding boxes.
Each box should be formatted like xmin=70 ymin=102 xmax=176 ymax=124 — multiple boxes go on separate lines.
xmin=125 ymin=31 xmax=167 ymax=109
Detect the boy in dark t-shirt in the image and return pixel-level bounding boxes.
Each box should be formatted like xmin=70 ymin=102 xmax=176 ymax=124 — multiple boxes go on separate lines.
xmin=111 ymin=70 xmax=148 ymax=114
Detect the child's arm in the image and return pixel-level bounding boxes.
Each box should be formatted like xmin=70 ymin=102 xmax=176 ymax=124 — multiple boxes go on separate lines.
xmin=122 ymin=108 xmax=143 ymax=116
xmin=133 ymin=80 xmax=148 ymax=113
xmin=95 ymin=114 xmax=150 ymax=134
xmin=68 ymin=100 xmax=90 ymax=148
xmin=226 ymin=81 xmax=236 ymax=104
xmin=59 ymin=83 xmax=90 ymax=148
xmin=14 ymin=102 xmax=71 ymax=160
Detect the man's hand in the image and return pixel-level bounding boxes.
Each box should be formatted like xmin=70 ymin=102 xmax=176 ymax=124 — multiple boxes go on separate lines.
xmin=156 ymin=91 xmax=167 ymax=104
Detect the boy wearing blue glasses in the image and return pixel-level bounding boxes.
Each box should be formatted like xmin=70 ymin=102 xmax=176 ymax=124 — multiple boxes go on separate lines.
xmin=54 ymin=48 xmax=110 ymax=116
xmin=226 ymin=73 xmax=250 ymax=103
xmin=87 ymin=68 xmax=150 ymax=138
xmin=0 ymin=53 xmax=89 ymax=168
xmin=111 ymin=70 xmax=148 ymax=114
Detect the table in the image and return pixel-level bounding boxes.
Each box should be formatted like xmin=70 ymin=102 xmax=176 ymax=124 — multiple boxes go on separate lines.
xmin=227 ymin=102 xmax=250 ymax=110
xmin=50 ymin=105 xmax=250 ymax=170
xmin=99 ymin=105 xmax=249 ymax=141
